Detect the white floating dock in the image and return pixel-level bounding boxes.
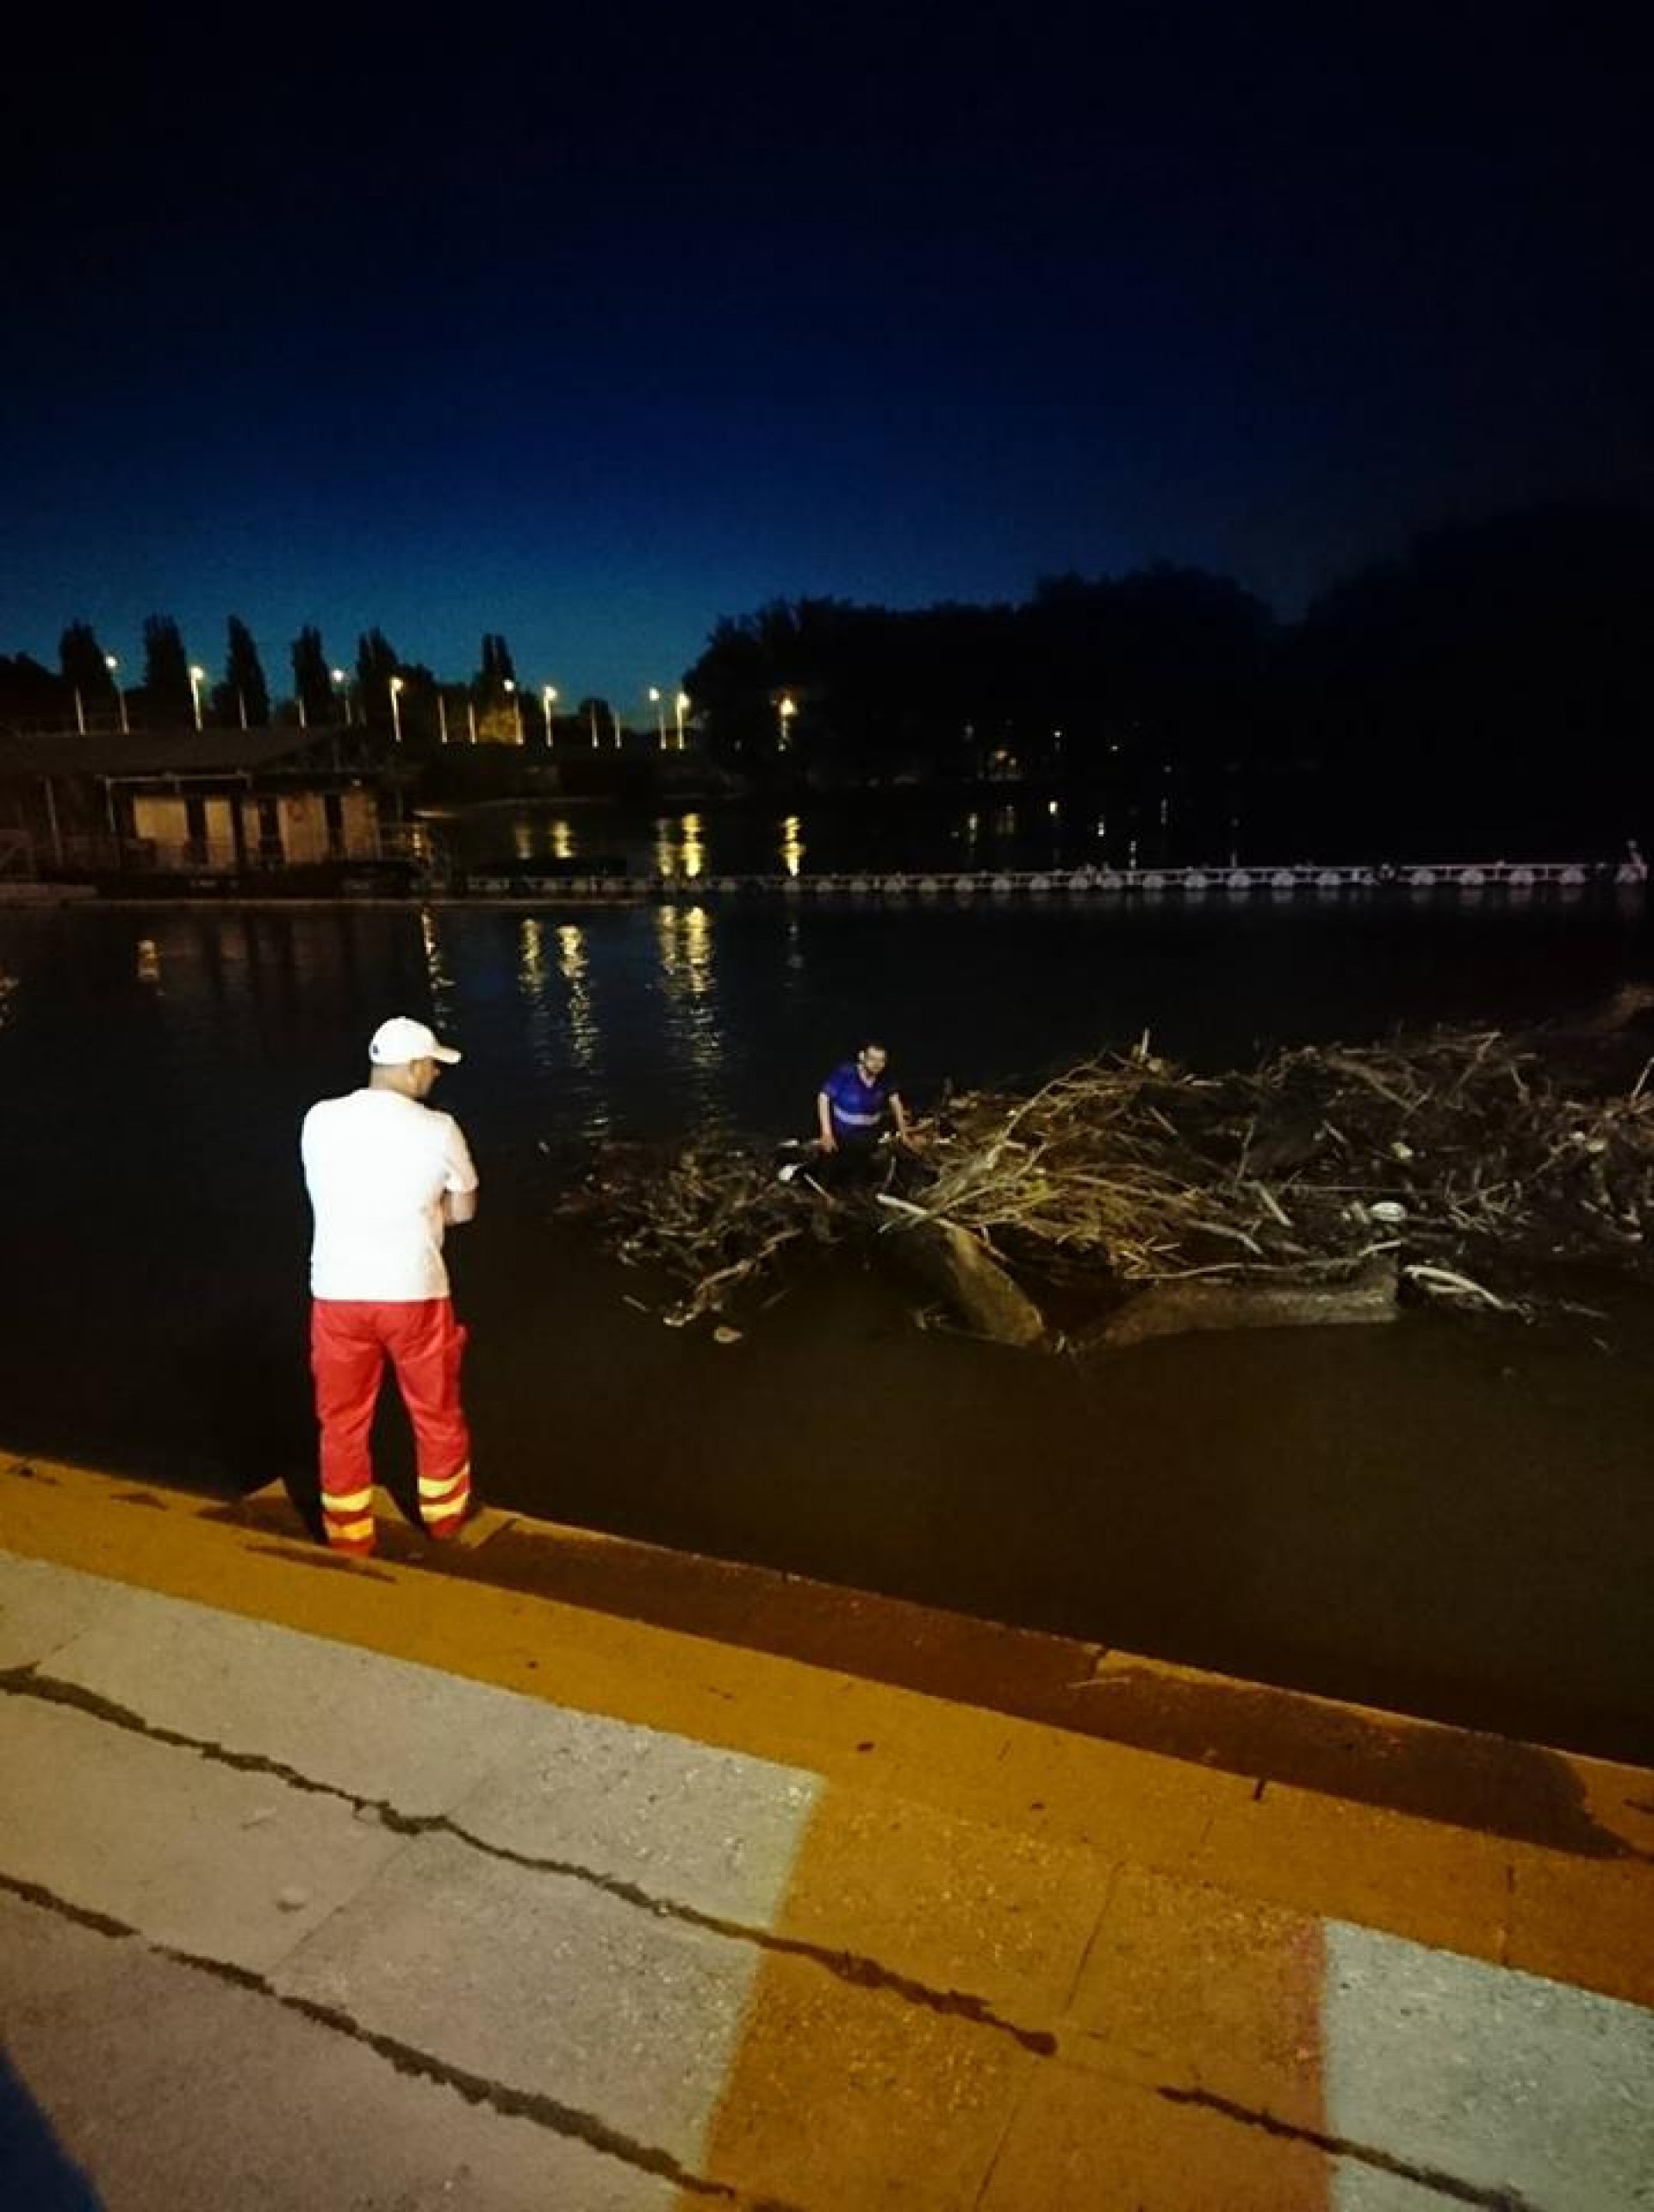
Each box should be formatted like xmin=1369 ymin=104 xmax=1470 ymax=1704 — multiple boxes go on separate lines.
xmin=459 ymin=858 xmax=1647 ymax=901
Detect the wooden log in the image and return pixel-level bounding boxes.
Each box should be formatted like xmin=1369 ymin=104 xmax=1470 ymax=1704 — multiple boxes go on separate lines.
xmin=1079 ymin=1254 xmax=1399 ymax=1351
xmin=876 ymin=1199 xmax=1051 ymax=1348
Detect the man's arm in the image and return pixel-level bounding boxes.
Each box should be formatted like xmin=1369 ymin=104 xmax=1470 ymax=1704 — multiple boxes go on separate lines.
xmin=888 ymin=1088 xmax=912 ymax=1143
xmin=442 ymin=1118 xmax=480 ymax=1224
xmin=816 ymin=1089 xmax=837 ymax=1150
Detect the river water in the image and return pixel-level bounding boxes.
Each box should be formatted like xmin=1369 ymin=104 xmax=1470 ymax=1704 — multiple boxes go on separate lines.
xmin=3 ymin=806 xmax=1651 ymax=1760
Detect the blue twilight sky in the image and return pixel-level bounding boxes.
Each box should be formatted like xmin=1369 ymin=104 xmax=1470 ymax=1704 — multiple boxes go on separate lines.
xmin=2 ymin=5 xmax=1648 ymax=710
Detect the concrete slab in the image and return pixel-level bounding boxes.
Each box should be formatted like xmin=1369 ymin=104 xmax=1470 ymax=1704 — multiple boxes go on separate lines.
xmin=0 ymin=1698 xmax=407 ymax=1976
xmin=451 ymin=1709 xmax=821 ymax=1926
xmin=0 ymin=1549 xmax=143 ymax=1669
xmin=16 ymin=1557 xmax=552 ymax=1818
xmin=1193 ymin=1774 xmax=1514 ymax=1960
xmin=1321 ymin=1919 xmax=1654 ymax=2212
xmin=762 ymin=1783 xmax=1110 ymax=2016
xmin=272 ymin=1830 xmax=771 ymax=2172
xmin=689 ymin=1953 xmax=1035 ymax=2212
xmin=1066 ymin=1861 xmax=1330 ymax=2129
xmin=973 ymin=2055 xmax=1339 ymax=2211
xmin=1506 ymin=1835 xmax=1654 ymax=2004
xmin=0 ymin=1890 xmax=675 ymax=2212
xmin=6 ymin=1548 xmax=824 ymax=1929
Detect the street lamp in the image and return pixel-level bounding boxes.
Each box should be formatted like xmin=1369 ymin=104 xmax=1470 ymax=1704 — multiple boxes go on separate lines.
xmin=675 ymin=690 xmax=690 ymax=749
xmin=542 ymin=684 xmax=558 ymax=746
xmin=106 ymin=655 xmax=128 ymax=734
xmin=189 ymin=664 xmax=206 ymax=731
xmin=777 ymin=694 xmax=798 ymax=751
xmin=389 ymin=673 xmax=406 ymax=745
xmin=332 ymin=668 xmax=351 ymax=726
xmin=648 ymin=686 xmax=667 ymax=749
xmin=503 ymin=677 xmax=523 ymax=745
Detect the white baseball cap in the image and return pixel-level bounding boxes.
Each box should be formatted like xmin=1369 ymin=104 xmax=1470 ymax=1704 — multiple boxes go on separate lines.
xmin=368 ymin=1015 xmax=462 ymax=1066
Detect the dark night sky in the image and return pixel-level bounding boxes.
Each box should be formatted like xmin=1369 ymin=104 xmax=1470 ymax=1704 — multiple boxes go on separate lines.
xmin=3 ymin=5 xmax=1648 ymax=709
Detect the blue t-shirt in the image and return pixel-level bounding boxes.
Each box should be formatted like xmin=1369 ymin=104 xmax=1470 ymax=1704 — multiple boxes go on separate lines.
xmin=821 ymin=1059 xmax=893 ymax=1137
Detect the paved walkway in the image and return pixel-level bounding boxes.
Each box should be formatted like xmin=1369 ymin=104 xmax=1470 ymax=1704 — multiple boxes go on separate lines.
xmin=1 ymin=1453 xmax=1651 ymax=2209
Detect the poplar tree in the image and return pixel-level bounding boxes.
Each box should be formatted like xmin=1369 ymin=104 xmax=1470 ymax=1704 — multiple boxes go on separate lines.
xmin=59 ymin=620 xmax=112 ymax=698
xmin=355 ymin=629 xmax=401 ymax=732
xmin=142 ymin=615 xmax=193 ymax=724
xmin=477 ymin=632 xmax=517 ymax=695
xmin=217 ymin=616 xmax=270 ymax=729
xmin=290 ymin=626 xmax=335 ymax=725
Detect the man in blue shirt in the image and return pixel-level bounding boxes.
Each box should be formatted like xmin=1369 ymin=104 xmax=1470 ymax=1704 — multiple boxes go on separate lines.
xmin=817 ymin=1041 xmax=911 ymax=1186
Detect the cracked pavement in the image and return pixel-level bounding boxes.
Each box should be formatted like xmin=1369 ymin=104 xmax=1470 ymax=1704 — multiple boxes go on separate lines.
xmin=2 ymin=1459 xmax=1652 ymax=2209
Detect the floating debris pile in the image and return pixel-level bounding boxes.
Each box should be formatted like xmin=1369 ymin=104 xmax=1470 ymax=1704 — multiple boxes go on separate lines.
xmin=572 ymin=1017 xmax=1654 ymax=1345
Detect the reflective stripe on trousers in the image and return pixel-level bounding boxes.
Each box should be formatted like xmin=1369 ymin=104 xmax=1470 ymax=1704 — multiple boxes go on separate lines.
xmin=309 ymin=1298 xmax=473 ymax=1553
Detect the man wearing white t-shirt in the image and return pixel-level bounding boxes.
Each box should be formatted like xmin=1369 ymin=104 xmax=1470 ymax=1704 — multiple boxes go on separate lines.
xmin=301 ymin=1015 xmax=480 ymax=1555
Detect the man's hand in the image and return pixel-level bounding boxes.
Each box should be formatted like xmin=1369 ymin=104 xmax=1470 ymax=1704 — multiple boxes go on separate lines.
xmin=818 ymin=1128 xmax=838 ymax=1154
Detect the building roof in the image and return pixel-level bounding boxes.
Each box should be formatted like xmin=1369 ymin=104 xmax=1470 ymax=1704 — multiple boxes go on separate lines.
xmin=0 ymin=725 xmax=382 ymax=779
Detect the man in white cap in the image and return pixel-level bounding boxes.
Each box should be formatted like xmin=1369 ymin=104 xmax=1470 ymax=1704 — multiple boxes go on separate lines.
xmin=300 ymin=1015 xmax=480 ymax=1555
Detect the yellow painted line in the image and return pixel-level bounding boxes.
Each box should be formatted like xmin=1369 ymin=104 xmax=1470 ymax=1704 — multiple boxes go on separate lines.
xmin=3 ymin=1449 xmax=1650 ymax=2008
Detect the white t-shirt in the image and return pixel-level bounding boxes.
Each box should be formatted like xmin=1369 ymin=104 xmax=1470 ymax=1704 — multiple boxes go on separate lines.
xmin=302 ymin=1088 xmax=479 ymax=1301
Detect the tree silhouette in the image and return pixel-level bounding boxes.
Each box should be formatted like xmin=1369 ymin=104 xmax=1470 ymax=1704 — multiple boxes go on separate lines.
xmin=476 ymin=632 xmax=517 ymax=696
xmin=142 ymin=615 xmax=192 ymax=724
xmin=213 ymin=617 xmax=270 ymax=730
xmin=355 ymin=628 xmax=401 ymax=732
xmin=290 ymin=626 xmax=335 ymax=726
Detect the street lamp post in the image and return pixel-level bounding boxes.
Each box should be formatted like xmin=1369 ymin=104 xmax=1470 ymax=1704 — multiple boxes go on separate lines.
xmin=438 ymin=693 xmax=451 ymax=745
xmin=503 ymin=677 xmax=523 ymax=745
xmin=542 ymin=685 xmax=558 ymax=746
xmin=648 ymin=686 xmax=667 ymax=750
xmin=332 ymin=668 xmax=351 ymax=726
xmin=106 ymin=655 xmax=128 ymax=734
xmin=777 ymin=694 xmax=798 ymax=751
xmin=189 ymin=664 xmax=206 ymax=731
xmin=675 ymin=690 xmax=689 ymax=749
xmin=389 ymin=674 xmax=406 ymax=745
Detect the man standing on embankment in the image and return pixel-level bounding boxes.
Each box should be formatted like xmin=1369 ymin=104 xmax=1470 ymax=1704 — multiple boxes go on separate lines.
xmin=300 ymin=1015 xmax=479 ymax=1555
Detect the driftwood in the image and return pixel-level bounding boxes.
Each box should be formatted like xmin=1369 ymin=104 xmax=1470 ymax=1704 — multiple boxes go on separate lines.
xmin=875 ymin=1197 xmax=1051 ymax=1348
xmin=1079 ymin=1253 xmax=1400 ymax=1350
xmin=570 ymin=1000 xmax=1654 ymax=1348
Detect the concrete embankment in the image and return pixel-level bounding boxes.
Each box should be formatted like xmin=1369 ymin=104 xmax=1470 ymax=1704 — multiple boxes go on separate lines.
xmin=2 ymin=1453 xmax=1651 ymax=2209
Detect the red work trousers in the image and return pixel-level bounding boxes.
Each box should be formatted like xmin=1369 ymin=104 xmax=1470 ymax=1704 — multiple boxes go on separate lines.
xmin=309 ymin=1298 xmax=473 ymax=1555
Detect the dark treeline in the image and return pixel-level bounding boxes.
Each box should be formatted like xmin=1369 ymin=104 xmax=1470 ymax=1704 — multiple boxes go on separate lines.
xmin=685 ymin=501 xmax=1654 ymax=857
xmin=2 ymin=501 xmax=1649 ymax=856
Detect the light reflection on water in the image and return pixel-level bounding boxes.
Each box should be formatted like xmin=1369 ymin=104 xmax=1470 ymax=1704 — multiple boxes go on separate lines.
xmin=3 ymin=897 xmax=1650 ymax=1169
xmin=463 ymin=798 xmax=1076 ymax=880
